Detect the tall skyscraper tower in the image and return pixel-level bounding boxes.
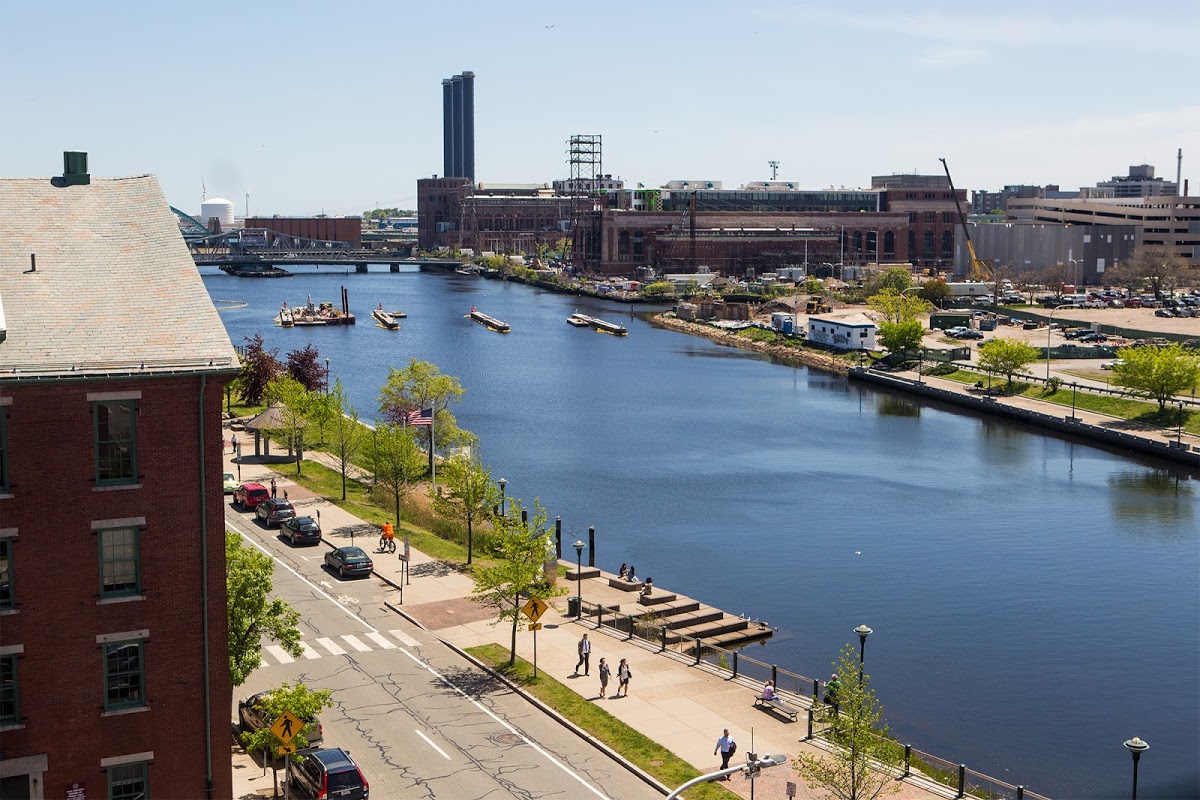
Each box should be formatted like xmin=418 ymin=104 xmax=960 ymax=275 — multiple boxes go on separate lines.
xmin=442 ymin=71 xmax=475 ymax=182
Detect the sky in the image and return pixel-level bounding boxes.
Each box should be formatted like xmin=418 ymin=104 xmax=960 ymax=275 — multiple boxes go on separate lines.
xmin=3 ymin=1 xmax=1198 ymax=217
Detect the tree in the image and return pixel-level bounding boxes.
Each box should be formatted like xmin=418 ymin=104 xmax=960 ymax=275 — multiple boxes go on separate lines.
xmin=325 ymin=381 xmax=362 ymax=501
xmin=877 ymin=320 xmax=925 ymax=358
xmin=227 ymin=532 xmax=302 ymax=687
xmin=1109 ymin=245 xmax=1187 ymax=299
xmin=865 ymin=266 xmax=913 ymax=295
xmin=917 ymin=279 xmax=951 ymax=309
xmin=239 ymin=682 xmax=332 ymax=772
xmin=265 ymin=376 xmax=312 ymax=475
xmin=238 ymin=334 xmax=282 ymax=406
xmin=470 ymin=499 xmax=565 ymax=666
xmin=795 ymin=644 xmax=902 ymax=800
xmin=366 ymin=422 xmax=427 ymax=526
xmin=1111 ymin=344 xmax=1200 ymax=412
xmin=977 ymin=338 xmax=1040 ymax=391
xmin=641 ymin=281 xmax=675 ymax=298
xmin=378 ymin=359 xmax=467 ymax=476
xmin=430 ymin=455 xmax=499 ymax=565
xmin=1033 ymin=261 xmax=1072 ymax=300
xmin=286 ymin=343 xmax=327 ymax=393
xmin=867 ymin=289 xmax=931 ymax=324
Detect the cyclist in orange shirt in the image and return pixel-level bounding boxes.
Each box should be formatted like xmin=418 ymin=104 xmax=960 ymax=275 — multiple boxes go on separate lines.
xmin=380 ymin=522 xmax=396 ymax=553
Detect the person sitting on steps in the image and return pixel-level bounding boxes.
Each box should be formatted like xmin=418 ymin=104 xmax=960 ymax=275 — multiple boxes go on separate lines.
xmin=639 ymin=577 xmax=653 ymax=597
xmin=627 ymin=565 xmax=637 ymax=583
xmin=618 ymin=562 xmax=628 ymax=580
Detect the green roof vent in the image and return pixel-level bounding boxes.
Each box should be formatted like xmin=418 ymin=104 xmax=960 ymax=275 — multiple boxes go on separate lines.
xmin=63 ymin=151 xmax=90 ymax=186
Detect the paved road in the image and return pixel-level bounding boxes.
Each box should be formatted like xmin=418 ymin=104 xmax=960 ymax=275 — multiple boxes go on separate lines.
xmin=227 ymin=507 xmax=661 ymax=800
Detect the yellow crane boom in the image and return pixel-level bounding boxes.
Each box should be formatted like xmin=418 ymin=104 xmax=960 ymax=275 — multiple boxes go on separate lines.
xmin=939 ymin=157 xmax=992 ymax=282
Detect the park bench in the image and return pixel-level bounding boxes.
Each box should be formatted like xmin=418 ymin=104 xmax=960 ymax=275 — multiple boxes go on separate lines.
xmin=753 ymin=693 xmax=800 ymax=721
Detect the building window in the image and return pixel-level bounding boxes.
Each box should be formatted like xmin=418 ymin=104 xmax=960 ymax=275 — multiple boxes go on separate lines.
xmin=943 ymin=211 xmax=956 ymax=224
xmin=0 ymin=654 xmax=17 ymax=725
xmin=99 ymin=527 xmax=140 ymax=597
xmin=0 ymin=406 xmax=8 ymax=492
xmin=0 ymin=540 xmax=11 ymax=609
xmin=922 ymin=231 xmax=935 ymax=258
xmin=104 ymin=640 xmax=145 ymax=710
xmin=908 ymin=212 xmax=917 ymax=224
xmin=107 ymin=762 xmax=149 ymax=800
xmin=884 ymin=230 xmax=896 ymax=258
xmin=923 ymin=211 xmax=935 ymax=224
xmin=94 ymin=400 xmax=137 ymax=485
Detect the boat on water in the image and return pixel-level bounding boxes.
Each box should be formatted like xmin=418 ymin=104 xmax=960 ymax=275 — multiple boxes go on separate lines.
xmin=569 ymin=312 xmax=628 ymax=336
xmin=372 ymin=305 xmax=400 ymax=330
xmin=276 ymin=307 xmax=295 ymax=327
xmin=469 ymin=306 xmax=510 ymax=333
xmin=283 ymin=287 xmax=356 ymax=326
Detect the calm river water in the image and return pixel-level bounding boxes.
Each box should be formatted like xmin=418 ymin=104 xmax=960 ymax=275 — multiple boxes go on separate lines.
xmin=205 ymin=266 xmax=1199 ymax=800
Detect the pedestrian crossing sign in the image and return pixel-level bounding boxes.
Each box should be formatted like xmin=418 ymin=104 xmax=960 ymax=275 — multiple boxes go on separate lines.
xmin=521 ymin=595 xmax=549 ymax=623
xmin=270 ymin=710 xmax=304 ymax=745
xmin=277 ymin=744 xmax=297 ymax=756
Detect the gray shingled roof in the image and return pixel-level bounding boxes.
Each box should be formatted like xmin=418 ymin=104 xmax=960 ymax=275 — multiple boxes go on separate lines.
xmin=0 ymin=174 xmax=239 ymax=380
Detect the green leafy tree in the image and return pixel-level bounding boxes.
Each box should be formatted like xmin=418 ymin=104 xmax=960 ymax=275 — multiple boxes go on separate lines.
xmin=238 ymin=334 xmax=282 ymax=406
xmin=867 ymin=289 xmax=931 ymax=324
xmin=918 ymin=279 xmax=951 ymax=309
xmin=239 ymin=682 xmax=332 ymax=768
xmin=266 ymin=376 xmax=312 ymax=475
xmin=641 ymin=281 xmax=675 ymax=298
xmin=865 ymin=266 xmax=913 ymax=295
xmin=877 ymin=320 xmax=925 ymax=358
xmin=430 ymin=455 xmax=499 ymax=565
xmin=795 ymin=644 xmax=902 ymax=800
xmin=305 ymin=389 xmax=338 ymax=447
xmin=325 ymin=381 xmax=362 ymax=501
xmin=470 ymin=499 xmax=565 ymax=666
xmin=1112 ymin=344 xmax=1200 ymax=412
xmin=366 ymin=422 xmax=427 ymax=526
xmin=977 ymin=338 xmax=1040 ymax=391
xmin=227 ymin=532 xmax=302 ymax=687
xmin=378 ymin=359 xmax=468 ymax=476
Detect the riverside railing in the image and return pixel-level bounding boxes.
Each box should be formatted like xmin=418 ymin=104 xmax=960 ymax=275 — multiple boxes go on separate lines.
xmin=580 ymin=599 xmax=1053 ymax=800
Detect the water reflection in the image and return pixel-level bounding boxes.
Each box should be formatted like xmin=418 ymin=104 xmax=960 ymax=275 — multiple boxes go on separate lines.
xmin=875 ymin=395 xmax=921 ymax=418
xmin=1108 ymin=469 xmax=1196 ymax=526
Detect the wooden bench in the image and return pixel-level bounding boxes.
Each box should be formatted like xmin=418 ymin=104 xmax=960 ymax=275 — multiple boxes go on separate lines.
xmin=753 ymin=693 xmax=800 ymax=721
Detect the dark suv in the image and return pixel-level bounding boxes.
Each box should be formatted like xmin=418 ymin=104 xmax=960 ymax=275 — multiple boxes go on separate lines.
xmin=255 ymin=497 xmax=296 ymax=528
xmin=280 ymin=515 xmax=322 ymax=546
xmin=289 ymin=748 xmax=369 ymax=800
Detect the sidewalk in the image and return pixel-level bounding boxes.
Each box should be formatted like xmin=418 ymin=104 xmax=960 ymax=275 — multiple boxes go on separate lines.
xmin=223 ymin=445 xmax=956 ymax=800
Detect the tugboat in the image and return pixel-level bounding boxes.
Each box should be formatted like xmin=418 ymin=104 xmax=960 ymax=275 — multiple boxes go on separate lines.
xmin=372 ymin=304 xmax=400 ymax=330
xmin=276 ymin=304 xmax=295 ymax=327
xmin=469 ymin=306 xmax=510 ymax=333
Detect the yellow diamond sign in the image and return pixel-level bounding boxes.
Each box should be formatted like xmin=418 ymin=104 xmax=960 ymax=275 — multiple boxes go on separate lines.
xmin=270 ymin=710 xmax=304 ymax=745
xmin=521 ymin=595 xmax=549 ymax=623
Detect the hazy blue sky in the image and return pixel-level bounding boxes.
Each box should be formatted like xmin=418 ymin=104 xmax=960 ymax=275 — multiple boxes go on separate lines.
xmin=4 ymin=1 xmax=1198 ymax=216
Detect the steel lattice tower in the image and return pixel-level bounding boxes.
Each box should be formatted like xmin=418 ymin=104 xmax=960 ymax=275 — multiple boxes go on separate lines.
xmin=567 ymin=135 xmax=602 ymax=273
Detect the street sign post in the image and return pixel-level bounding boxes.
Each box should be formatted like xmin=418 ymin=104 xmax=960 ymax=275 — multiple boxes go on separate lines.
xmin=521 ymin=596 xmax=550 ymax=677
xmin=270 ymin=710 xmax=303 ymax=745
xmin=277 ymin=744 xmax=297 ymax=756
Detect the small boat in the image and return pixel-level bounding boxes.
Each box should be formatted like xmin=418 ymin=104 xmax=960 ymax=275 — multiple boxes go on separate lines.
xmin=372 ymin=306 xmax=400 ymax=330
xmin=569 ymin=312 xmax=628 ymax=336
xmin=566 ymin=314 xmax=590 ymax=327
xmin=276 ymin=306 xmax=294 ymax=327
xmin=469 ymin=306 xmax=510 ymax=333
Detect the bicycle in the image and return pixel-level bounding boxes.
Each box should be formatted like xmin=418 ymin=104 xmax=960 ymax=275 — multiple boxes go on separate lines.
xmin=377 ymin=536 xmax=396 ymax=554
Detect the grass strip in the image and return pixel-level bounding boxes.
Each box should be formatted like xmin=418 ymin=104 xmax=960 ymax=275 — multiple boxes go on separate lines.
xmin=467 ymin=643 xmax=738 ymax=800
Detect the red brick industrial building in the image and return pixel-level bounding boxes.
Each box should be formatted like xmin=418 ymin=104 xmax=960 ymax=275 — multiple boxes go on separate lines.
xmin=0 ymin=155 xmax=238 ymax=799
xmin=244 ymin=215 xmax=362 ymax=245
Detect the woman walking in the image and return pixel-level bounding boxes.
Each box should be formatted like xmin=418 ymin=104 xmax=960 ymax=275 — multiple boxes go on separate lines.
xmin=616 ymin=658 xmax=631 ymax=697
xmin=598 ymin=658 xmax=611 ymax=698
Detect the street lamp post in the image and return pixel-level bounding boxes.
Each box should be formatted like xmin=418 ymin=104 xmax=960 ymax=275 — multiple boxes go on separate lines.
xmin=325 ymin=357 xmax=330 ymax=394
xmin=1123 ymin=737 xmax=1149 ymax=800
xmin=573 ymin=539 xmax=585 ymax=617
xmin=498 ymin=478 xmax=507 ymax=517
xmin=235 ymin=442 xmax=241 ymax=481
xmin=854 ymin=624 xmax=873 ymax=684
xmin=1069 ymin=257 xmax=1080 ymax=289
xmin=1046 ymin=305 xmax=1063 ymax=383
xmin=1071 ymin=382 xmax=1078 ymax=421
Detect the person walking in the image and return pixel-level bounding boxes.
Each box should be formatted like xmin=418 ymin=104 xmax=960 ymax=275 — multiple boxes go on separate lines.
xmin=270 ymin=477 xmax=277 ymax=498
xmin=231 ymin=433 xmax=239 ymax=455
xmin=598 ymin=658 xmax=611 ymax=698
xmin=616 ymin=658 xmax=631 ymax=697
xmin=714 ymin=729 xmax=737 ymax=778
xmin=575 ymin=633 xmax=591 ymax=676
xmin=824 ymin=673 xmax=841 ymax=715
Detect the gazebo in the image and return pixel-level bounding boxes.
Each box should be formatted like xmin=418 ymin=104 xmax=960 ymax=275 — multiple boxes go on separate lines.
xmin=242 ymin=402 xmax=302 ymax=462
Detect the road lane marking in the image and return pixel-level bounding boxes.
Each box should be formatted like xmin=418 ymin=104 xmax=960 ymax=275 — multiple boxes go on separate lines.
xmin=317 ymin=637 xmax=346 ymax=655
xmin=299 ymin=642 xmax=321 ymax=660
xmin=342 ymin=635 xmax=371 ymax=652
xmin=266 ymin=645 xmax=295 ymax=664
xmin=390 ymin=629 xmax=421 ymax=647
xmin=366 ymin=632 xmax=396 ymax=649
xmin=415 ymin=729 xmax=451 ymax=760
xmin=396 ymin=647 xmax=610 ymax=799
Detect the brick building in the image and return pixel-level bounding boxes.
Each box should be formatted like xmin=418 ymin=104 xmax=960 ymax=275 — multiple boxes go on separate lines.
xmin=0 ymin=155 xmax=238 ymax=798
xmin=871 ymin=174 xmax=965 ymax=272
xmin=243 ymin=216 xmax=361 ymax=245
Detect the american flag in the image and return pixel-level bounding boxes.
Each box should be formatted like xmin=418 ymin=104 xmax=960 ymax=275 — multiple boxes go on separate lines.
xmin=406 ymin=408 xmax=434 ymax=427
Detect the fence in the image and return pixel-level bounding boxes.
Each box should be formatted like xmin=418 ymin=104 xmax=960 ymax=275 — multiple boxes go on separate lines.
xmin=580 ymin=599 xmax=1055 ymax=800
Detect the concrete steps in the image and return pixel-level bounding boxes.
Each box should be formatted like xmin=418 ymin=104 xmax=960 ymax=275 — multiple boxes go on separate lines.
xmin=637 ymin=592 xmax=677 ymax=606
xmin=660 ymin=606 xmax=725 ymax=630
xmin=565 ymin=566 xmax=601 ymax=581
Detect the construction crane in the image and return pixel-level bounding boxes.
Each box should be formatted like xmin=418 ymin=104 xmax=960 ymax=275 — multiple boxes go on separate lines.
xmin=939 ymin=157 xmax=992 ymax=282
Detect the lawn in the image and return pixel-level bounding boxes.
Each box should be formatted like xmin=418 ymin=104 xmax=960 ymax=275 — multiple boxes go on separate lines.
xmin=467 ymin=643 xmax=738 ymax=800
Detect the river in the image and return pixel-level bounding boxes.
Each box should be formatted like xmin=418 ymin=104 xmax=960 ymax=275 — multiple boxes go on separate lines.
xmin=204 ymin=266 xmax=1199 ymax=800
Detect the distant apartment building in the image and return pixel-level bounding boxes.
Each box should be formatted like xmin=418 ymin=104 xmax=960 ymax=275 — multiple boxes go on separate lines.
xmin=970 ymin=185 xmax=1077 ymax=216
xmin=1095 ymin=164 xmax=1178 ymax=198
xmin=0 ymin=154 xmax=237 ymax=798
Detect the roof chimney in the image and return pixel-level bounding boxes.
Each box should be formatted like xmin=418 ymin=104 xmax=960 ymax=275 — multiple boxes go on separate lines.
xmin=63 ymin=151 xmax=90 ymax=186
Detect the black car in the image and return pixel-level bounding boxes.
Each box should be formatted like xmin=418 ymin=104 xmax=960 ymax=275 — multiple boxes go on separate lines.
xmin=280 ymin=515 xmax=322 ymax=546
xmin=325 ymin=546 xmax=373 ymax=579
xmin=237 ymin=690 xmax=324 ymax=747
xmin=255 ymin=497 xmax=296 ymax=528
xmin=1079 ymin=332 xmax=1108 ymax=343
xmin=289 ymin=748 xmax=369 ymax=800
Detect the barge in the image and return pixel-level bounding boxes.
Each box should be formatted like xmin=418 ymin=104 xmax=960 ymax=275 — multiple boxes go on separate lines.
xmin=280 ymin=287 xmax=356 ymax=326
xmin=470 ymin=306 xmax=510 ymax=333
xmin=569 ymin=312 xmax=628 ymax=336
xmin=372 ymin=306 xmax=401 ymax=330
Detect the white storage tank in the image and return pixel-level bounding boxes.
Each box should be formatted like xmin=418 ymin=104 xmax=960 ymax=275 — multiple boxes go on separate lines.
xmin=200 ymin=197 xmax=235 ymax=229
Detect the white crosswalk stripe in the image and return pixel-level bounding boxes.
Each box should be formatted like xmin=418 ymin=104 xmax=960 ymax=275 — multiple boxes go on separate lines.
xmin=366 ymin=632 xmax=396 ymax=649
xmin=317 ymin=637 xmax=346 ymax=655
xmin=342 ymin=635 xmax=371 ymax=652
xmin=298 ymin=642 xmax=322 ymax=660
xmin=391 ymin=629 xmax=421 ymax=647
xmin=266 ymin=645 xmax=295 ymax=664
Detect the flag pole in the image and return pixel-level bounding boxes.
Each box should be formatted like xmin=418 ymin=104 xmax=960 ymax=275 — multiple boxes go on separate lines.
xmin=430 ymin=412 xmax=436 ymax=490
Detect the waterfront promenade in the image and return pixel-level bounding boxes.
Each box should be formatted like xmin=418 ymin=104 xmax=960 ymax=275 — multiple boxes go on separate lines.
xmin=228 ymin=449 xmax=1032 ymax=800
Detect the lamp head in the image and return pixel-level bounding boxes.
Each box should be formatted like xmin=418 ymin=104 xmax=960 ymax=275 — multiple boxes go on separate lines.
xmin=854 ymin=624 xmax=873 ymax=641
xmin=1123 ymin=737 xmax=1149 ymax=754
xmin=499 ymin=477 xmax=507 ymax=488
xmin=573 ymin=539 xmax=585 ymax=554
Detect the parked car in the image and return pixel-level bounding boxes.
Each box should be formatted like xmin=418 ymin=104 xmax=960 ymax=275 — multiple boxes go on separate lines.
xmin=237 ymin=690 xmax=324 ymax=746
xmin=234 ymin=482 xmax=270 ymax=510
xmin=1155 ymin=308 xmax=1175 ymax=318
xmin=1107 ymin=300 xmax=1125 ymax=308
xmin=1124 ymin=298 xmax=1143 ymax=308
xmin=1079 ymin=332 xmax=1108 ymax=343
xmin=325 ymin=546 xmax=373 ymax=579
xmin=956 ymin=330 xmax=984 ymax=340
xmin=945 ymin=326 xmax=968 ymax=337
xmin=1063 ymin=329 xmax=1085 ymax=340
xmin=289 ymin=748 xmax=369 ymax=800
xmin=255 ymin=497 xmax=296 ymax=528
xmin=223 ymin=472 xmax=238 ymax=494
xmin=280 ymin=515 xmax=322 ymax=546
xmin=1101 ymin=360 xmax=1126 ymax=370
